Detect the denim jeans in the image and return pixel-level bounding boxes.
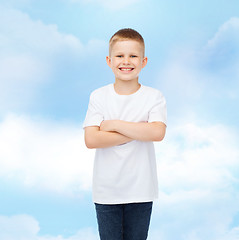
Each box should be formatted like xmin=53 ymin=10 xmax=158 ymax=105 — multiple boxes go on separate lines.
xmin=95 ymin=201 xmax=153 ymax=240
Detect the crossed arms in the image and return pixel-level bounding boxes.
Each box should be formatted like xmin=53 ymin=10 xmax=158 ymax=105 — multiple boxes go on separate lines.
xmin=84 ymin=120 xmax=166 ymax=149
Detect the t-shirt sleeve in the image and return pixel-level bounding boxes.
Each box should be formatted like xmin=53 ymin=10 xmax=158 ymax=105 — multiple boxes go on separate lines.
xmin=148 ymin=91 xmax=167 ymax=125
xmin=83 ymin=92 xmax=104 ymax=129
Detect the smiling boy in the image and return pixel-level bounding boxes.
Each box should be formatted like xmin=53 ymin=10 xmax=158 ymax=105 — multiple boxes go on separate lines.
xmin=83 ymin=28 xmax=167 ymax=240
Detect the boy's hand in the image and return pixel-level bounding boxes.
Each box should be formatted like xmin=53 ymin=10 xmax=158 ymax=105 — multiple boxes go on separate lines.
xmin=100 ymin=120 xmax=118 ymax=132
xmin=84 ymin=125 xmax=132 ymax=149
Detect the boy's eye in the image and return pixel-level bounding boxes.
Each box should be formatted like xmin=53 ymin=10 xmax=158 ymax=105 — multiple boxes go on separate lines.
xmin=130 ymin=55 xmax=137 ymax=58
xmin=116 ymin=55 xmax=123 ymax=58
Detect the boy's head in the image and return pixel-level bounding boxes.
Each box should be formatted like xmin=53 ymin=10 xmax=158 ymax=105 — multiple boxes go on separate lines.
xmin=109 ymin=28 xmax=145 ymax=57
xmin=106 ymin=28 xmax=147 ymax=83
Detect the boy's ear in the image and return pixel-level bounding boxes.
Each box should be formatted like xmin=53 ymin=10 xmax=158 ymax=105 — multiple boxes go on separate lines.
xmin=142 ymin=56 xmax=148 ymax=69
xmin=106 ymin=56 xmax=111 ymax=67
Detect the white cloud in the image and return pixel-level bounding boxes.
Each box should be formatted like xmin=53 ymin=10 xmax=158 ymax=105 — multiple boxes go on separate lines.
xmin=38 ymin=228 xmax=99 ymax=240
xmin=0 ymin=215 xmax=39 ymax=240
xmin=0 ymin=113 xmax=94 ymax=196
xmin=0 ymin=5 xmax=107 ymax=56
xmin=0 ymin=5 xmax=107 ymax=115
xmin=0 ymin=6 xmax=83 ymax=56
xmin=218 ymin=227 xmax=239 ymax=240
xmin=203 ymin=17 xmax=239 ymax=84
xmin=0 ymin=214 xmax=99 ymax=240
xmin=0 ymin=0 xmax=31 ymax=9
xmin=156 ymin=123 xmax=239 ymax=191
xmin=70 ymin=0 xmax=141 ymax=10
xmin=149 ymin=123 xmax=239 ymax=240
xmin=206 ymin=17 xmax=239 ymax=54
xmin=158 ymin=17 xmax=239 ymax=122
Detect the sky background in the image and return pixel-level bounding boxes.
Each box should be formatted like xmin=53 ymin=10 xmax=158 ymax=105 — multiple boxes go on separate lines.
xmin=0 ymin=0 xmax=239 ymax=239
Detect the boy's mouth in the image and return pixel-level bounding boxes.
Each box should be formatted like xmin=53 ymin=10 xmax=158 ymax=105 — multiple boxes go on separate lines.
xmin=119 ymin=67 xmax=134 ymax=72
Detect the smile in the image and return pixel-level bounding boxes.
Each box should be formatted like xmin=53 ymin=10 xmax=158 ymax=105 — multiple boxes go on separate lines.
xmin=119 ymin=68 xmax=134 ymax=71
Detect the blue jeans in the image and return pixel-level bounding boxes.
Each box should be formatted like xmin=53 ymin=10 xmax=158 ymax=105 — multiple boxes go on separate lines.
xmin=95 ymin=201 xmax=153 ymax=240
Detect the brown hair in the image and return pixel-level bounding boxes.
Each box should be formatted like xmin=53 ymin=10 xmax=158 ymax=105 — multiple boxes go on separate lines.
xmin=109 ymin=28 xmax=145 ymax=56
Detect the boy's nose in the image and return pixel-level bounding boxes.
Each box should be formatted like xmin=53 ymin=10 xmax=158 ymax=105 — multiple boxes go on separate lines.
xmin=122 ymin=57 xmax=130 ymax=64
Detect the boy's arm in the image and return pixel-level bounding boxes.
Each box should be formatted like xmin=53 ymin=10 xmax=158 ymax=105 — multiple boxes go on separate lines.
xmin=84 ymin=126 xmax=132 ymax=149
xmin=100 ymin=120 xmax=166 ymax=142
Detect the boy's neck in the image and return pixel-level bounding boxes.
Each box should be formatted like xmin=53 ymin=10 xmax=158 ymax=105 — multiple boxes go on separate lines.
xmin=113 ymin=79 xmax=141 ymax=95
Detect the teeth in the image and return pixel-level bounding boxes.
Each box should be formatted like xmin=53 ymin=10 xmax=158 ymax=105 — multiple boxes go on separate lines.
xmin=120 ymin=68 xmax=133 ymax=71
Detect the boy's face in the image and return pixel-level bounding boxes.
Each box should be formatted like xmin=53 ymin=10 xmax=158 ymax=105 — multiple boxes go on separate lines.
xmin=106 ymin=40 xmax=147 ymax=83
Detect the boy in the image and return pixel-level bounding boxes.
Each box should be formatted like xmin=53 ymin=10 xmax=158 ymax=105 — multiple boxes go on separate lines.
xmin=83 ymin=28 xmax=167 ymax=240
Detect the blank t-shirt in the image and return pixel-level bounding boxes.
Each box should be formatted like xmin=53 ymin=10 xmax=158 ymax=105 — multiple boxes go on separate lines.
xmin=83 ymin=83 xmax=167 ymax=204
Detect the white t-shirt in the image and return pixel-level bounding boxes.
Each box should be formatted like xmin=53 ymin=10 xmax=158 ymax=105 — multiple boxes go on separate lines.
xmin=83 ymin=83 xmax=167 ymax=204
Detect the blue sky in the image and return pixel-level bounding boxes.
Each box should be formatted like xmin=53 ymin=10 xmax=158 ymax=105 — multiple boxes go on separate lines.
xmin=0 ymin=0 xmax=239 ymax=239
